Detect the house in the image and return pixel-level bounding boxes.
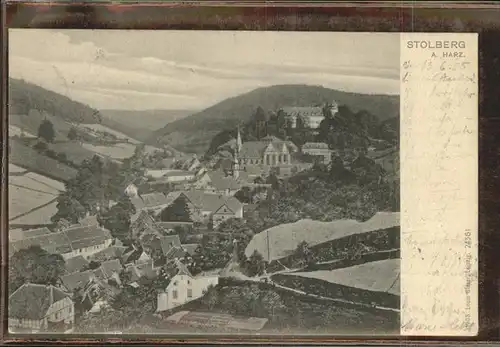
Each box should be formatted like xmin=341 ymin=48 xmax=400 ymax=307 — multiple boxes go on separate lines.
xmin=301 ymin=142 xmax=332 ymax=163
xmin=79 ymin=274 xmax=120 ymax=314
xmin=192 ymin=170 xmax=242 ymax=196
xmin=159 ymin=234 xmax=186 ymax=260
xmin=170 ymin=191 xmax=243 ymax=226
xmin=60 ymin=259 xmax=123 ymax=298
xmin=212 ymin=198 xmax=245 ymax=229
xmin=130 ymin=192 xmax=171 ymax=216
xmin=145 ymin=168 xmax=175 ymax=179
xmin=88 ymin=245 xmax=127 ymax=263
xmin=9 ymin=284 xmax=74 ymax=333
xmin=122 ymin=245 xmax=152 ymax=266
xmin=155 ymin=170 xmax=196 ymax=183
xmin=124 ymin=260 xmax=159 ymax=287
xmin=279 ymin=102 xmax=338 ymax=129
xmin=9 ymin=225 xmax=113 ymax=260
xmin=130 ymin=210 xmax=163 ymax=240
xmin=156 ymin=259 xmax=220 ymax=312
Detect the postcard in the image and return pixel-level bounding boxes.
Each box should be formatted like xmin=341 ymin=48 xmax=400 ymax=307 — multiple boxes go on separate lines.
xmin=5 ymin=30 xmax=477 ymax=337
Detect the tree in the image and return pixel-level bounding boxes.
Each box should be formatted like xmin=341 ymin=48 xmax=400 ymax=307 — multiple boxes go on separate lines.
xmin=245 ymin=250 xmax=266 ymax=277
xmin=87 ymin=261 xmax=101 ymax=270
xmin=51 ymin=192 xmax=86 ymax=224
xmin=37 ymin=119 xmax=55 ymax=143
xmin=293 ymin=241 xmax=316 ymax=267
xmin=9 ymin=246 xmax=66 ymax=294
xmin=160 ymin=196 xmax=192 ymax=222
xmin=97 ymin=196 xmax=136 ymax=244
xmin=67 ymin=127 xmax=78 ymax=141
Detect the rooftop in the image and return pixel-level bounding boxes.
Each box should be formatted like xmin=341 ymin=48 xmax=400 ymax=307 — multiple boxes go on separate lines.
xmin=280 ymin=106 xmax=324 ymax=118
xmin=131 ymin=192 xmax=169 ymax=210
xmin=65 ymin=255 xmax=90 ymax=274
xmin=9 ymin=284 xmax=70 ymax=321
xmin=302 ymin=142 xmax=330 ymax=149
xmin=180 ymin=191 xmax=243 ymax=214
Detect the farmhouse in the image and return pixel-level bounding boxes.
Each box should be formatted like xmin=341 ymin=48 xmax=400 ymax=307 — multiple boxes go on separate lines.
xmin=156 ymin=259 xmax=220 ymax=312
xmin=9 ymin=284 xmax=74 ymax=333
xmin=9 ymin=225 xmax=113 ymax=260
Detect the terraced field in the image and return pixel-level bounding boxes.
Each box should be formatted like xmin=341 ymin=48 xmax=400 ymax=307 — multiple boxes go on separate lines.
xmin=8 ymin=169 xmax=65 ymax=226
xmin=291 ymin=259 xmax=400 ymax=296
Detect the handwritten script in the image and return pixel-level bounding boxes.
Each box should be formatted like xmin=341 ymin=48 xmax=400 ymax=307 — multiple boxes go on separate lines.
xmin=400 ymin=34 xmax=478 ymax=336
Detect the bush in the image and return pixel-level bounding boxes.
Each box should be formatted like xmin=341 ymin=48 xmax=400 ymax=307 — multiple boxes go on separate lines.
xmin=33 ymin=141 xmax=48 ymax=152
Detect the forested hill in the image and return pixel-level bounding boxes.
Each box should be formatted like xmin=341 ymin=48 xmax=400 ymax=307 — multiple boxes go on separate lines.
xmin=149 ymin=84 xmax=399 ymax=154
xmin=9 ymin=78 xmax=101 ymax=124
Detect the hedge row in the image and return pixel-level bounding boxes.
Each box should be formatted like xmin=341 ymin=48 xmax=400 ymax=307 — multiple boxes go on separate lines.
xmin=268 ymin=226 xmax=399 ymax=272
xmin=271 ymin=273 xmax=400 ymax=309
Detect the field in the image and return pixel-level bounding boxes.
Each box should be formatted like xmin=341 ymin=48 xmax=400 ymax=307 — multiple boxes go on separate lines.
xmin=9 ymin=138 xmax=78 ymax=182
xmin=83 ymin=124 xmax=140 ymax=144
xmin=8 ymin=166 xmax=65 ymax=226
xmin=291 ymin=259 xmax=400 ymax=296
xmin=48 ymin=141 xmax=98 ymax=165
xmin=9 ymin=200 xmax=58 ymax=227
xmin=81 ymin=143 xmax=136 ymax=160
xmin=9 ymin=163 xmax=27 ymax=174
xmin=245 ymin=212 xmax=400 ymax=262
xmin=8 ymin=124 xmax=36 ymax=138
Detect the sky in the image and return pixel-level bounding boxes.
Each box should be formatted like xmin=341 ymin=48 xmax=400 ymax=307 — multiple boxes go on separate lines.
xmin=9 ymin=29 xmax=400 ymax=111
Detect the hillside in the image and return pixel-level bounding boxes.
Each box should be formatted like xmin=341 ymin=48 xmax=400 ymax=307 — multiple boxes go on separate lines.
xmin=9 ymin=78 xmax=101 ymax=124
xmin=9 ymin=138 xmax=78 ymax=183
xmin=149 ymin=85 xmax=399 ymax=154
xmin=100 ymin=109 xmax=194 ymax=142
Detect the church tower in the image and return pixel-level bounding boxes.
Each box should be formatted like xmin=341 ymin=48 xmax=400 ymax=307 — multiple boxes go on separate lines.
xmin=232 ymin=127 xmax=242 ymax=179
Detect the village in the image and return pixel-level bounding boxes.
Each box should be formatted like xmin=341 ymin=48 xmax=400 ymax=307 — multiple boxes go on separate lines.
xmin=8 ymin=98 xmax=400 ymax=334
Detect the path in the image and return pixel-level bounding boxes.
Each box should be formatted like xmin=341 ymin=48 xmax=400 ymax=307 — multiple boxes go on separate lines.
xmin=243 ymin=269 xmax=400 ymax=313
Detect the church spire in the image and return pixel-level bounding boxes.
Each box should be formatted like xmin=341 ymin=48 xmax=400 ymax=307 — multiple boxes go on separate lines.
xmin=236 ymin=126 xmax=242 ymax=154
xmin=233 ymin=126 xmax=242 ymax=179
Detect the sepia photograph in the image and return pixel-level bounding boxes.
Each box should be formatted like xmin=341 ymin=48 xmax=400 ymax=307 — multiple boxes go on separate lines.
xmin=7 ymin=30 xmax=401 ymax=336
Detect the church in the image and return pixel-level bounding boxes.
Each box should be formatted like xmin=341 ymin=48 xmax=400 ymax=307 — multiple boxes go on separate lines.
xmin=231 ymin=131 xmax=297 ymax=173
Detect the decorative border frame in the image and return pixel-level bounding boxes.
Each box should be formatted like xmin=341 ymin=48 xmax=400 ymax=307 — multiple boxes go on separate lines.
xmin=1 ymin=1 xmax=499 ymax=344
